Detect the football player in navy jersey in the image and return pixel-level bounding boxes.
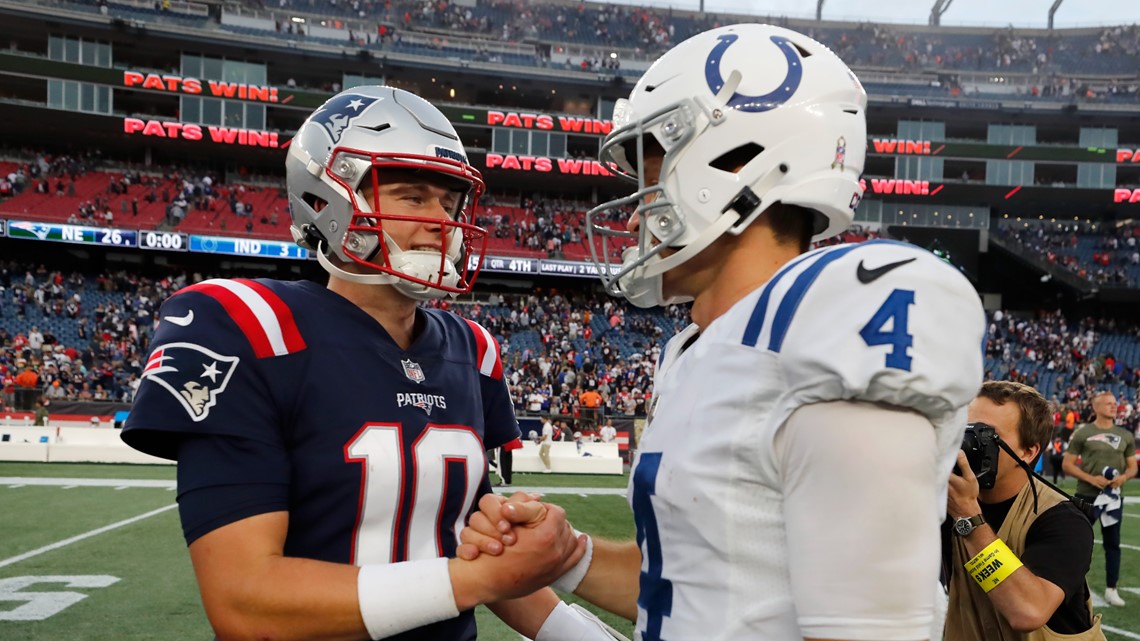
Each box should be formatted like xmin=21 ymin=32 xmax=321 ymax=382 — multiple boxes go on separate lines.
xmin=123 ymin=86 xmax=618 ymax=641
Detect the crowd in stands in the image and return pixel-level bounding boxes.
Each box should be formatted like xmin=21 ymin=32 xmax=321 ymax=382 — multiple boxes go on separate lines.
xmin=1 ymin=151 xmax=290 ymax=239
xmin=998 ymin=221 xmax=1140 ymax=287
xmin=986 ymin=308 xmax=1140 ymax=436
xmin=222 ymin=0 xmax=1140 ymax=88
xmin=6 ymin=238 xmax=1140 ymax=443
xmin=0 ymin=262 xmax=198 ymax=409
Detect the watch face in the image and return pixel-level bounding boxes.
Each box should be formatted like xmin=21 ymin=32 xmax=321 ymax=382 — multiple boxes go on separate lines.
xmin=954 ymin=518 xmax=972 ymax=536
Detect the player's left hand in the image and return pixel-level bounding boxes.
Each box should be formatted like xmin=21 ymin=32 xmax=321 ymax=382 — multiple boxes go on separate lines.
xmin=947 ymin=450 xmax=982 ymax=519
xmin=1109 ymin=475 xmax=1128 ymax=490
xmin=456 ymin=491 xmax=546 ymax=560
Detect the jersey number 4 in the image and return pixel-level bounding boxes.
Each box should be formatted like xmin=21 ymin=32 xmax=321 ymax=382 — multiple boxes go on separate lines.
xmin=859 ymin=288 xmax=915 ymax=371
xmin=346 ymin=423 xmax=484 ymax=564
xmin=632 ymin=452 xmax=672 ymax=641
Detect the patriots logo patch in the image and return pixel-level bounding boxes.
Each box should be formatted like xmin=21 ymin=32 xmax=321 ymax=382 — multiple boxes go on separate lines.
xmin=142 ymin=342 xmax=239 ymax=422
xmin=1089 ymin=432 xmax=1124 ymax=449
xmin=311 ymin=93 xmax=380 ymax=144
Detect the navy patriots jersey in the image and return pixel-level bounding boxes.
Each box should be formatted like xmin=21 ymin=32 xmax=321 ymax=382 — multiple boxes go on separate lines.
xmin=122 ymin=278 xmax=518 ymax=641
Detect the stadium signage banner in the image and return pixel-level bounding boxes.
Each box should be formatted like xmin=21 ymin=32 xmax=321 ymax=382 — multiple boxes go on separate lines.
xmin=1 ymin=218 xmax=617 ymax=273
xmin=465 ymin=254 xmax=618 ymax=278
xmin=122 ymin=118 xmax=282 ymax=148
xmin=1113 ymin=189 xmax=1140 ymax=203
xmin=859 ymin=178 xmax=940 ymax=197
xmin=5 ymin=220 xmax=191 ymax=251
xmin=6 ymin=220 xmax=141 ymax=248
xmin=871 ymin=139 xmax=934 ymax=155
xmin=122 ymin=71 xmax=282 ymax=103
xmin=538 ymin=259 xmax=621 ymax=277
xmin=188 ymin=234 xmax=309 ymax=260
xmin=486 ymin=111 xmax=613 ymax=135
xmin=484 ymin=154 xmax=614 ymax=176
xmin=1116 ymin=149 xmax=1140 ymax=163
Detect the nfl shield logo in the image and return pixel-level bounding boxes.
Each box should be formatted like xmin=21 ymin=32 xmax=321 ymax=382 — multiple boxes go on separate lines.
xmin=402 ymin=359 xmax=425 ymax=384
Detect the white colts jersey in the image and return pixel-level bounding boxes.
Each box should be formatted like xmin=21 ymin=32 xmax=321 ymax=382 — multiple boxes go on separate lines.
xmin=629 ymin=240 xmax=985 ymax=641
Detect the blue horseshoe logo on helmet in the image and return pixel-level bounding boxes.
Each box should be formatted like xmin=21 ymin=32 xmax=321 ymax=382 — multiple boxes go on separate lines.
xmin=705 ymin=34 xmax=802 ymax=113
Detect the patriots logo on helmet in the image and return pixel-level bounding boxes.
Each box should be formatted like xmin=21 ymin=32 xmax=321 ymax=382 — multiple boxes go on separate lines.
xmin=141 ymin=342 xmax=239 ymax=422
xmin=312 ymin=93 xmax=380 ymax=144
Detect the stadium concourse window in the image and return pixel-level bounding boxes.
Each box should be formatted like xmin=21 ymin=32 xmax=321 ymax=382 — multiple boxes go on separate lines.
xmin=492 ymin=129 xmax=567 ymax=157
xmin=179 ymin=55 xmax=267 ymax=130
xmin=1077 ymin=128 xmax=1118 ymax=189
xmin=47 ymin=36 xmax=112 ymax=115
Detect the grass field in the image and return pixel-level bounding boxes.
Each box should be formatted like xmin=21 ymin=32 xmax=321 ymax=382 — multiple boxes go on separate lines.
xmin=0 ymin=462 xmax=1137 ymax=640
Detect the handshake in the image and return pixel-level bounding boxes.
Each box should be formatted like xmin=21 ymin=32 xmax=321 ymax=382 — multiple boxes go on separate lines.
xmin=451 ymin=492 xmax=589 ymax=605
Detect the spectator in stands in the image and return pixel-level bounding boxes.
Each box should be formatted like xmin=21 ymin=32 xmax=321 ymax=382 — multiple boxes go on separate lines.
xmin=578 ymin=386 xmax=602 ymax=428
xmin=13 ymin=360 xmax=39 ymax=410
xmin=1 ymin=367 xmax=14 ymax=410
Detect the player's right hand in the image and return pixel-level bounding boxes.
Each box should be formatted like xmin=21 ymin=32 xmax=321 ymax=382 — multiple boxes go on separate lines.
xmin=456 ymin=492 xmax=546 ymax=560
xmin=1090 ymin=475 xmax=1112 ymax=490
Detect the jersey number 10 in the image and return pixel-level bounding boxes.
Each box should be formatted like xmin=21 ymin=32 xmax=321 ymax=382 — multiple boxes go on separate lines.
xmin=346 ymin=423 xmax=485 ymax=564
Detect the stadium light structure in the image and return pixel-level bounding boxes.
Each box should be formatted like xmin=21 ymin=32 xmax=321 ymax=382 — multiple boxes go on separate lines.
xmin=928 ymin=0 xmax=953 ymax=26
xmin=1048 ymin=0 xmax=1064 ymax=29
xmin=817 ymin=0 xmax=825 ymax=21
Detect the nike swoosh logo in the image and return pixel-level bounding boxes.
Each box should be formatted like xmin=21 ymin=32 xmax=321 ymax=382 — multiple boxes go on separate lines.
xmin=164 ymin=311 xmax=194 ymax=326
xmin=856 ymin=257 xmax=916 ymax=284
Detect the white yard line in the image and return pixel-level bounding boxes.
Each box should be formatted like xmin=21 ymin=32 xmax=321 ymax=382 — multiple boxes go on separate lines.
xmin=0 ymin=503 xmax=177 ymax=569
xmin=1104 ymin=624 xmax=1140 ymax=640
xmin=0 ymin=477 xmax=175 ymax=489
xmin=1095 ymin=540 xmax=1140 ymax=552
xmin=0 ymin=477 xmax=631 ymax=495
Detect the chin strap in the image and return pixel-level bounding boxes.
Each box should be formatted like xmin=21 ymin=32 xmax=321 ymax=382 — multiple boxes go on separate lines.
xmin=315 ymin=243 xmax=400 ymax=285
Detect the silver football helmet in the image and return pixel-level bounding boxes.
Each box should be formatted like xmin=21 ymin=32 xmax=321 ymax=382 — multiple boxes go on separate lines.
xmin=586 ymin=24 xmax=868 ymax=307
xmin=286 ymin=85 xmax=487 ymax=300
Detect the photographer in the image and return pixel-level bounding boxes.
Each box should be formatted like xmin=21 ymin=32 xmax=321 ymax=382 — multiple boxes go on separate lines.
xmin=943 ymin=381 xmax=1104 ymax=641
xmin=1063 ymin=391 xmax=1138 ymax=607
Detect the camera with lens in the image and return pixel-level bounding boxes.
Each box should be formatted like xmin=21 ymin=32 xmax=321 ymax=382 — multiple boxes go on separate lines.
xmin=958 ymin=422 xmax=1000 ymax=489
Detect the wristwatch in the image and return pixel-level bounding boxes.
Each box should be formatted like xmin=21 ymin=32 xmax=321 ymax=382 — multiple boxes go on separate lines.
xmin=953 ymin=514 xmax=986 ymax=537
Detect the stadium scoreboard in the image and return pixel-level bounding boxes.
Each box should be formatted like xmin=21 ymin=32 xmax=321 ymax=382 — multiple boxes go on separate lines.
xmin=7 ymin=220 xmax=141 ymax=248
xmin=4 ymin=218 xmax=617 ymax=275
xmin=139 ymin=230 xmax=189 ymax=251
xmin=188 ymin=234 xmax=309 ymax=260
xmin=3 ymin=219 xmax=308 ymax=259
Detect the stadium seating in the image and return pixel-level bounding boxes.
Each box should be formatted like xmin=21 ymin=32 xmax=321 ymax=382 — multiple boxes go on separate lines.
xmin=997 ymin=222 xmax=1140 ymax=288
xmin=221 ymin=0 xmax=1140 ymax=83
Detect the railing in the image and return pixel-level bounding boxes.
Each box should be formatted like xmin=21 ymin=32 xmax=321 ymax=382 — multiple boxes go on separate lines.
xmin=113 ymin=0 xmax=209 ymax=17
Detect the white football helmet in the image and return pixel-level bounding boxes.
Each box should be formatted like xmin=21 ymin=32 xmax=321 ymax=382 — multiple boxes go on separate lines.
xmin=586 ymin=23 xmax=868 ymax=308
xmin=286 ymin=85 xmax=487 ymax=300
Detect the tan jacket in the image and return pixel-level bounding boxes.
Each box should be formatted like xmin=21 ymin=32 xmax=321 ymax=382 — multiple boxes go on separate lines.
xmin=945 ymin=481 xmax=1105 ymax=641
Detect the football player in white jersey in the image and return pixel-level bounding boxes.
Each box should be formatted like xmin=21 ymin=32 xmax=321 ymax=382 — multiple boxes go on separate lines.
xmin=459 ymin=23 xmax=986 ymax=641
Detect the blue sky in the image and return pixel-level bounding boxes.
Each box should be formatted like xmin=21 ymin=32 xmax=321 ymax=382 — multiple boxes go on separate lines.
xmin=611 ymin=0 xmax=1139 ymax=29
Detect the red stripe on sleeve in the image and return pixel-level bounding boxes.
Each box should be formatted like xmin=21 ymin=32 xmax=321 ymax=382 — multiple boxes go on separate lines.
xmin=238 ymin=279 xmax=307 ymax=353
xmin=178 ymin=282 xmax=275 ymax=358
xmin=486 ymin=333 xmax=503 ymax=380
xmin=463 ymin=318 xmax=489 ymax=366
